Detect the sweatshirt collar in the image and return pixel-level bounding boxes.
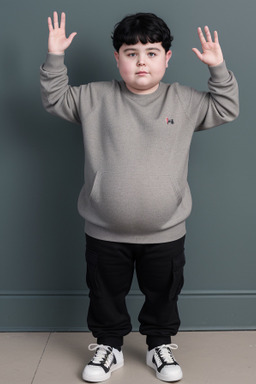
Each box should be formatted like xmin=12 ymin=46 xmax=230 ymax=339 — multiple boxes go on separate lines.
xmin=119 ymin=81 xmax=164 ymax=103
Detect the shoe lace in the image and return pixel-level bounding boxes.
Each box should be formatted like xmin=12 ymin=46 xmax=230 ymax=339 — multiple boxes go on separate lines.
xmin=156 ymin=344 xmax=178 ymax=365
xmin=88 ymin=344 xmax=113 ymax=368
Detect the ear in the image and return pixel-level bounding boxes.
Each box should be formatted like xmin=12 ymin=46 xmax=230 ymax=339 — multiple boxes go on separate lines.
xmin=114 ymin=51 xmax=119 ymax=67
xmin=165 ymin=50 xmax=172 ymax=68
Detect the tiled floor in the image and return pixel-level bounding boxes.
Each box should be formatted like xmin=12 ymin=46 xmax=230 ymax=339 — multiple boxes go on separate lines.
xmin=0 ymin=331 xmax=256 ymax=384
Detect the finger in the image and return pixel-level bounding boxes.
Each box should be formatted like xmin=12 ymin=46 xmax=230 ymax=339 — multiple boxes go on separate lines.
xmin=214 ymin=30 xmax=219 ymax=44
xmin=197 ymin=27 xmax=206 ymax=45
xmin=48 ymin=16 xmax=53 ymax=32
xmin=204 ymin=26 xmax=212 ymax=42
xmin=53 ymin=11 xmax=59 ymax=29
xmin=60 ymin=12 xmax=66 ymax=30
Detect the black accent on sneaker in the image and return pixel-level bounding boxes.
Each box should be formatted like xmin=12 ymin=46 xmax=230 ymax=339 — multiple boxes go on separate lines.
xmin=88 ymin=346 xmax=117 ymax=374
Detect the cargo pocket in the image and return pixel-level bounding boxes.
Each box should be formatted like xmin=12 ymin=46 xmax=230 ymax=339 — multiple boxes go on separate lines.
xmin=169 ymin=251 xmax=186 ymax=300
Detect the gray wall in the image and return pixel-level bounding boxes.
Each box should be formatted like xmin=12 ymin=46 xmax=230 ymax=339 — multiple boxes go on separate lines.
xmin=0 ymin=0 xmax=255 ymax=331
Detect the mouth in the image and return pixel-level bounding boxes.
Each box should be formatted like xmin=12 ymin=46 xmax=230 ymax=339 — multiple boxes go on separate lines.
xmin=136 ymin=71 xmax=149 ymax=75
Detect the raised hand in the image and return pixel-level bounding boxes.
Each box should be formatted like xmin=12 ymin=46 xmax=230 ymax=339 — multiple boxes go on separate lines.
xmin=192 ymin=26 xmax=223 ymax=67
xmin=48 ymin=11 xmax=77 ymax=54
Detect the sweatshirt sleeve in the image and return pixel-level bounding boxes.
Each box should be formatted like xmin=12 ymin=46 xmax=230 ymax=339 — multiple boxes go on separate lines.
xmin=40 ymin=53 xmax=82 ymax=124
xmin=181 ymin=61 xmax=239 ymax=132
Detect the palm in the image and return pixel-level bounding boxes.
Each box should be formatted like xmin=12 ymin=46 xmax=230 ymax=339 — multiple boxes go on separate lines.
xmin=192 ymin=26 xmax=223 ymax=67
xmin=48 ymin=12 xmax=77 ymax=54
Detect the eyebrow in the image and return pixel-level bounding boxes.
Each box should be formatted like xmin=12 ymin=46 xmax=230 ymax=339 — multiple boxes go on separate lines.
xmin=123 ymin=47 xmax=161 ymax=53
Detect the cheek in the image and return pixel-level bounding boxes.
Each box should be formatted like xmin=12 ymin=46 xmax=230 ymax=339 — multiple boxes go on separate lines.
xmin=118 ymin=61 xmax=133 ymax=77
xmin=154 ymin=60 xmax=168 ymax=76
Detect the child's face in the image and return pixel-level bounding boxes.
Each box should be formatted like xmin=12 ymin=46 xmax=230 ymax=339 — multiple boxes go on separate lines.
xmin=114 ymin=41 xmax=172 ymax=95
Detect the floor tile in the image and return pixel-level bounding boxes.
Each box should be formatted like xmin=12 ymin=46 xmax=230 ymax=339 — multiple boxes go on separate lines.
xmin=32 ymin=332 xmax=94 ymax=384
xmin=174 ymin=331 xmax=256 ymax=384
xmin=0 ymin=333 xmax=50 ymax=384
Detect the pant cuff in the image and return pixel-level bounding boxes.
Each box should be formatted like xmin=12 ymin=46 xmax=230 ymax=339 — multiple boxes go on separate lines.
xmin=146 ymin=335 xmax=172 ymax=350
xmin=97 ymin=336 xmax=124 ymax=349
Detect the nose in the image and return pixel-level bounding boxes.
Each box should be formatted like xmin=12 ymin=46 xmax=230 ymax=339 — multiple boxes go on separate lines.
xmin=137 ymin=55 xmax=146 ymax=66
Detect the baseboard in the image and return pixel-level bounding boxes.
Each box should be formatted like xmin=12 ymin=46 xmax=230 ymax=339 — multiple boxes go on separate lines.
xmin=0 ymin=290 xmax=255 ymax=331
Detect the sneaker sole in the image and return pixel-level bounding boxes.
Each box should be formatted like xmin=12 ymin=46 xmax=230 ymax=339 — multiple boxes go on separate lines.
xmin=147 ymin=359 xmax=183 ymax=382
xmin=83 ymin=361 xmax=124 ymax=382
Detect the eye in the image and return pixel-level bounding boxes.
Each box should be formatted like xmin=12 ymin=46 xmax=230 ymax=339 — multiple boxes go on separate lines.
xmin=127 ymin=53 xmax=136 ymax=57
xmin=148 ymin=52 xmax=156 ymax=57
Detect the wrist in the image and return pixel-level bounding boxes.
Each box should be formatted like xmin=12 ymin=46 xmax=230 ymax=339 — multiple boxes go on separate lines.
xmin=48 ymin=49 xmax=65 ymax=55
xmin=208 ymin=59 xmax=224 ymax=68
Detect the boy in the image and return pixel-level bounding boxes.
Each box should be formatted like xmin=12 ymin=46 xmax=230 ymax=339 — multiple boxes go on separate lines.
xmin=40 ymin=12 xmax=239 ymax=382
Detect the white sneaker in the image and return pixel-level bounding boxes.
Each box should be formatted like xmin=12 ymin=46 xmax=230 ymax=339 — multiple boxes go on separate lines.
xmin=147 ymin=344 xmax=183 ymax=382
xmin=82 ymin=344 xmax=124 ymax=382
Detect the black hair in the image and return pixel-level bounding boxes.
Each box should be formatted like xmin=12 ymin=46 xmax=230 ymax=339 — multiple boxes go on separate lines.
xmin=112 ymin=13 xmax=173 ymax=52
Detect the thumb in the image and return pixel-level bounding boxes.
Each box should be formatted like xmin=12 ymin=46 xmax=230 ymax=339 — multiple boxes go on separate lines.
xmin=192 ymin=48 xmax=203 ymax=61
xmin=67 ymin=32 xmax=77 ymax=46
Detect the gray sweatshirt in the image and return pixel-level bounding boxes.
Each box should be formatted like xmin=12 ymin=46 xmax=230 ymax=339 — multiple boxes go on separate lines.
xmin=40 ymin=53 xmax=239 ymax=243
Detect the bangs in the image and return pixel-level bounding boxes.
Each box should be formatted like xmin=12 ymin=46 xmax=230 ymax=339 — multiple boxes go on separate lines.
xmin=118 ymin=25 xmax=164 ymax=46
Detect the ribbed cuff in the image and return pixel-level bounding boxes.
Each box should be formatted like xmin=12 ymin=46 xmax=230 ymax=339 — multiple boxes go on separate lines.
xmin=208 ymin=60 xmax=230 ymax=83
xmin=42 ymin=53 xmax=65 ymax=73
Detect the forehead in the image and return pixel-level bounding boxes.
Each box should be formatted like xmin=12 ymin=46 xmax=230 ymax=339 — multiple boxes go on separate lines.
xmin=120 ymin=41 xmax=164 ymax=52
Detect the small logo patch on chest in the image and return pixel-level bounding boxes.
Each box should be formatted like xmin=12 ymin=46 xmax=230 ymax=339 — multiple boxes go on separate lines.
xmin=166 ymin=118 xmax=174 ymax=125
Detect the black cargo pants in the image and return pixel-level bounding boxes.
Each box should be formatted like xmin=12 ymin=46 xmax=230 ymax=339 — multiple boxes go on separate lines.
xmin=85 ymin=234 xmax=185 ymax=350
